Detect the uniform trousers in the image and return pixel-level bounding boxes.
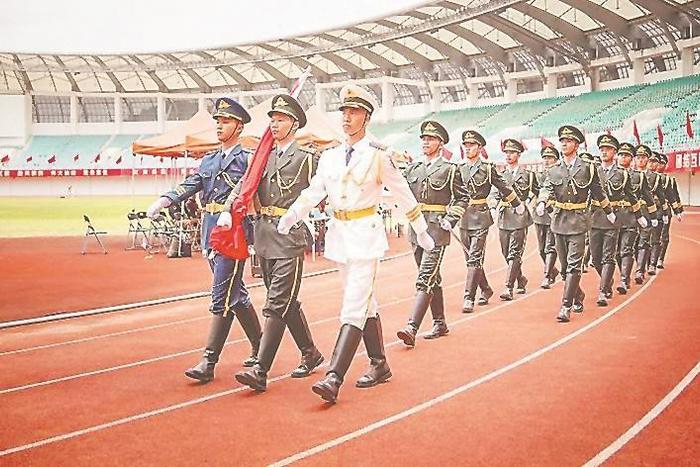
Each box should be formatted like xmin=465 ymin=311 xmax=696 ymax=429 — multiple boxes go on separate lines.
xmin=499 ymin=228 xmax=527 ymax=263
xmin=260 ymin=256 xmax=303 ymax=319
xmin=208 ymin=253 xmax=250 ymax=315
xmin=338 ymin=258 xmax=379 ymax=329
xmin=617 ymin=227 xmax=638 ymax=259
xmin=589 ymin=228 xmax=619 ymax=271
xmin=535 ymin=223 xmax=556 ymax=262
xmin=555 ymin=233 xmax=586 ymax=277
xmin=460 ymin=227 xmax=489 ymax=268
xmin=413 ymin=244 xmax=447 ymax=293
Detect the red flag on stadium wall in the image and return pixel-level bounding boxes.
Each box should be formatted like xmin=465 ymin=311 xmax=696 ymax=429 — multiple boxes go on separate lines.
xmin=606 ymin=129 xmax=612 ymax=136
xmin=1 ymin=155 xmax=9 ymax=164
xmin=657 ymin=123 xmax=664 ymax=148
xmin=26 ymin=156 xmax=33 ymax=162
xmin=74 ymin=154 xmax=79 ymax=162
xmin=48 ymin=155 xmax=56 ymax=164
xmin=115 ymin=156 xmax=123 ymax=164
xmin=159 ymin=157 xmax=164 ymax=163
xmin=441 ymin=147 xmax=453 ymax=160
xmin=94 ymin=154 xmax=101 ymax=163
xmin=686 ymin=111 xmax=694 ymax=139
xmin=633 ymin=120 xmax=640 ymax=145
xmin=480 ymin=147 xmax=488 ymax=159
xmin=209 ymin=67 xmax=312 ymax=260
xmin=540 ymin=136 xmax=555 ymax=149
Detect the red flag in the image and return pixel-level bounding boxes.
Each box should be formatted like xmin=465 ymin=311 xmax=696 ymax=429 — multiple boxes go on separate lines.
xmin=500 ymin=139 xmax=505 ymax=151
xmin=1 ymin=155 xmax=9 ymax=164
xmin=210 ymin=68 xmax=312 ymax=260
xmin=480 ymin=147 xmax=488 ymax=159
xmin=606 ymin=129 xmax=612 ymax=136
xmin=441 ymin=147 xmax=453 ymax=160
xmin=26 ymin=156 xmax=33 ymax=163
xmin=73 ymin=154 xmax=79 ymax=162
xmin=540 ymin=136 xmax=555 ymax=149
xmin=657 ymin=123 xmax=664 ymax=148
xmin=686 ymin=111 xmax=694 ymax=139
xmin=48 ymin=155 xmax=56 ymax=164
xmin=94 ymin=154 xmax=101 ymax=163
xmin=633 ymin=120 xmax=640 ymax=145
xmin=159 ymin=157 xmax=164 ymax=163
xmin=116 ymin=155 xmax=123 ymax=164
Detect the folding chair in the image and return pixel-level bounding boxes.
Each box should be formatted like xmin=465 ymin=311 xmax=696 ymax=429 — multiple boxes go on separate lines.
xmin=81 ymin=214 xmax=108 ymax=255
xmin=125 ymin=210 xmax=151 ymax=250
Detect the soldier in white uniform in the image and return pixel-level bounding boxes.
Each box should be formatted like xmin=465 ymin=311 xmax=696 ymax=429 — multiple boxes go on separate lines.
xmin=277 ymin=84 xmax=435 ymax=403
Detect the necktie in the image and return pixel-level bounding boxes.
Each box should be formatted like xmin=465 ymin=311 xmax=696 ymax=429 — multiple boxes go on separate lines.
xmin=345 ymin=146 xmax=354 ymax=166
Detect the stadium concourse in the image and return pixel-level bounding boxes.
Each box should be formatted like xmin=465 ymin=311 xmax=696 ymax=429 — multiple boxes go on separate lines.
xmin=1 ymin=0 xmax=700 ymax=465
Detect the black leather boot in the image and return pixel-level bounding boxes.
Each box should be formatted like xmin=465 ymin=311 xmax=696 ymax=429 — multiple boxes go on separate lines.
xmin=234 ymin=315 xmax=286 ymax=392
xmin=397 ymin=291 xmax=431 ymax=347
xmin=648 ymin=245 xmax=659 ymax=276
xmin=286 ymin=304 xmax=324 ymax=378
xmin=311 ymin=324 xmax=363 ymax=403
xmin=541 ymin=253 xmax=558 ymax=289
xmin=185 ymin=313 xmax=234 ymax=383
xmin=462 ymin=267 xmax=479 ymax=313
xmin=477 ymin=269 xmax=494 ymax=305
xmin=658 ymin=241 xmax=668 ymax=269
xmin=500 ymin=260 xmax=519 ymax=301
xmin=424 ymin=286 xmax=449 ymax=340
xmin=597 ymin=263 xmax=615 ymax=306
xmin=634 ymin=248 xmax=648 ymax=284
xmin=617 ymin=256 xmax=634 ymax=294
xmin=558 ymin=273 xmax=580 ymax=322
xmin=357 ymin=315 xmax=392 ymax=388
xmin=236 ymin=302 xmax=262 ymax=367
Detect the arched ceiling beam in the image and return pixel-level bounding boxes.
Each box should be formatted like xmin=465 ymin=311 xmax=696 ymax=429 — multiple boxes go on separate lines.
xmin=347 ymin=26 xmax=432 ymax=71
xmin=53 ymin=55 xmax=79 ymax=92
xmin=194 ymin=51 xmax=252 ymax=89
xmin=318 ymin=33 xmax=397 ymax=72
xmin=227 ymin=47 xmax=290 ymax=86
xmin=129 ymin=55 xmax=169 ymax=92
xmin=162 ymin=54 xmax=211 ymax=93
xmin=11 ymin=54 xmax=32 ymax=92
xmin=286 ymin=38 xmax=365 ymax=78
xmin=634 ymin=0 xmax=684 ymax=55
xmin=257 ymin=44 xmax=330 ymax=82
xmin=510 ymin=3 xmax=587 ymax=45
xmin=91 ymin=56 xmax=125 ymax=93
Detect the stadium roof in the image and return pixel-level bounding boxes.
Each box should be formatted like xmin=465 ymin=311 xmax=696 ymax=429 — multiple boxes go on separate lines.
xmin=3 ymin=0 xmax=700 ymax=96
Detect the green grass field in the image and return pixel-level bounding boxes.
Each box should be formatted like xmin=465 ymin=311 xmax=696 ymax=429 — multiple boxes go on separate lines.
xmin=0 ymin=196 xmax=156 ymax=237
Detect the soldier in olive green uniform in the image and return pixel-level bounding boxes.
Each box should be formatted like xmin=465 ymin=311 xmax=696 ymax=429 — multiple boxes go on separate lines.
xmin=616 ymin=143 xmax=658 ymax=293
xmin=590 ymin=135 xmax=646 ymax=306
xmin=397 ymin=121 xmax=469 ymax=347
xmin=457 ymin=130 xmax=522 ymax=313
xmin=219 ymin=95 xmax=324 ymax=392
xmin=655 ymin=153 xmax=684 ymax=269
xmin=533 ymin=146 xmax=561 ymax=289
xmin=497 ymin=139 xmax=539 ymax=300
xmin=536 ymin=126 xmax=613 ymax=323
xmin=648 ymin=152 xmax=683 ymax=274
xmin=633 ymin=145 xmax=665 ymax=284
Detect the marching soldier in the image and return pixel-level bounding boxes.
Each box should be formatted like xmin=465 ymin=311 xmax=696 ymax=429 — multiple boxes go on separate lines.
xmin=655 ymin=153 xmax=684 ymax=269
xmin=616 ymin=143 xmax=658 ymax=294
xmin=216 ymin=95 xmax=324 ymax=392
xmin=396 ymin=120 xmax=469 ymax=347
xmin=497 ymin=139 xmax=539 ymax=300
xmin=277 ymin=84 xmax=434 ymax=403
xmin=457 ymin=130 xmax=522 ymax=313
xmin=146 ymin=97 xmax=262 ymax=382
xmin=590 ymin=135 xmax=646 ymax=306
xmin=633 ymin=145 xmax=665 ymax=283
xmin=533 ymin=146 xmax=560 ymax=289
xmin=536 ymin=126 xmax=614 ymax=323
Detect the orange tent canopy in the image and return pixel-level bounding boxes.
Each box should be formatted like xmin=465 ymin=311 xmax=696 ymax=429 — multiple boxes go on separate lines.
xmin=131 ymin=109 xmax=218 ymax=158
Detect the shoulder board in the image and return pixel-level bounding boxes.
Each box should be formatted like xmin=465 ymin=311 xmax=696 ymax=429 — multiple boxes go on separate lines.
xmin=369 ymin=141 xmax=387 ymax=151
xmin=203 ymin=149 xmax=219 ymax=158
xmin=298 ymin=145 xmax=316 ymax=154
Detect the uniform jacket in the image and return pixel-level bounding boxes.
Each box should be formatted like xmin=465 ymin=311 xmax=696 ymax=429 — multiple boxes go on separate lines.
xmin=532 ymin=171 xmax=553 ymax=226
xmin=163 ymin=145 xmax=251 ymax=250
xmin=591 ymin=164 xmax=642 ymax=229
xmin=664 ymin=175 xmax=684 ymax=214
xmin=629 ymin=169 xmax=658 ymax=221
xmin=644 ymin=170 xmax=666 ymax=220
xmin=457 ymin=157 xmax=520 ymax=231
xmin=498 ymin=165 xmax=539 ymax=230
xmin=538 ymin=156 xmax=612 ymax=235
xmin=404 ymin=156 xmax=469 ymax=247
xmin=287 ymin=136 xmax=428 ymax=263
xmin=225 ymin=140 xmax=318 ymax=259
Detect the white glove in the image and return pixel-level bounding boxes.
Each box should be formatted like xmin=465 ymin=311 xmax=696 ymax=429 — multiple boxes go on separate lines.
xmin=216 ymin=211 xmax=232 ymax=229
xmin=147 ymin=197 xmax=171 ymax=219
xmin=417 ymin=231 xmax=435 ymax=251
xmin=439 ymin=217 xmax=452 ymax=231
xmin=515 ymin=204 xmax=525 ymax=215
xmin=535 ymin=203 xmax=545 ymax=217
xmin=277 ymin=211 xmax=298 ymax=235
xmin=651 ymin=218 xmax=659 ymax=228
xmin=606 ymin=212 xmax=617 ymax=225
xmin=676 ymin=213 xmax=683 ymax=222
xmin=662 ymin=215 xmax=669 ymax=225
xmin=637 ymin=217 xmax=648 ymax=228
xmin=490 ymin=208 xmax=498 ymax=223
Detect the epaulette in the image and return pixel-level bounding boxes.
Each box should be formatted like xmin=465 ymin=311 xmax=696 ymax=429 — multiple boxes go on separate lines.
xmin=299 ymin=145 xmax=317 ymax=154
xmin=369 ymin=141 xmax=387 ymax=151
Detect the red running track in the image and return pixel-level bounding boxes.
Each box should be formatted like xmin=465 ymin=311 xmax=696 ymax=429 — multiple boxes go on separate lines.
xmin=0 ymin=222 xmax=697 ymax=466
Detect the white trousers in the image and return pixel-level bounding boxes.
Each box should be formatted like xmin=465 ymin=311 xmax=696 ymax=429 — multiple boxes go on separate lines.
xmin=338 ymin=258 xmax=379 ymax=329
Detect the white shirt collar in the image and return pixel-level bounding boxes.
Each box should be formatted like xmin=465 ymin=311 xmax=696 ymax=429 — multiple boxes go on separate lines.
xmin=276 ymin=140 xmax=294 ymax=155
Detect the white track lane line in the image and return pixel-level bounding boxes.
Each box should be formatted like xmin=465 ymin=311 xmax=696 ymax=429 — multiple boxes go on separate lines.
xmin=0 ymin=254 xmax=546 ymax=456
xmin=0 ymin=246 xmax=534 ymax=395
xmin=583 ymin=360 xmax=700 ymax=467
xmin=267 ymin=274 xmax=659 ymax=467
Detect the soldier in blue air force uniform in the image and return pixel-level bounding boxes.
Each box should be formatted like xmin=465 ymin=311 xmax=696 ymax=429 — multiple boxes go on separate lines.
xmin=147 ymin=97 xmax=262 ymax=383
